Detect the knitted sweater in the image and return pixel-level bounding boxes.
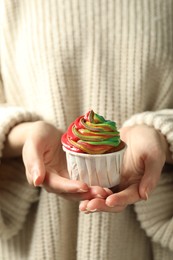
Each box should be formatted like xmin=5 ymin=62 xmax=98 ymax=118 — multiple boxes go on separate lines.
xmin=1 ymin=0 xmax=173 ymax=259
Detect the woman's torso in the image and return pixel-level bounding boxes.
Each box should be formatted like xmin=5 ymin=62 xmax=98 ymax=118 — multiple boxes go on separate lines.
xmin=1 ymin=0 xmax=173 ymax=128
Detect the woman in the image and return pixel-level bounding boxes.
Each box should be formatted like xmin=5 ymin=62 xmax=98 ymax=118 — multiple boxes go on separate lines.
xmin=0 ymin=0 xmax=173 ymax=259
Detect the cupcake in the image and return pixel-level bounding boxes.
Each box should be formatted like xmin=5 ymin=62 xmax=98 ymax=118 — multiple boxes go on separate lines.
xmin=61 ymin=110 xmax=126 ymax=188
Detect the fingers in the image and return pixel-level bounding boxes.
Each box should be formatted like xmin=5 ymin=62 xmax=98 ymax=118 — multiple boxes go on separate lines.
xmin=61 ymin=188 xmax=110 ymax=202
xmin=22 ymin=139 xmax=46 ymax=186
xmin=79 ymin=198 xmax=126 ymax=213
xmin=139 ymin=155 xmax=165 ymax=200
xmin=43 ymin=170 xmax=111 ymax=201
xmin=80 ymin=183 xmax=140 ymax=213
xmin=106 ymin=183 xmax=140 ymax=206
xmin=43 ymin=168 xmax=89 ymax=193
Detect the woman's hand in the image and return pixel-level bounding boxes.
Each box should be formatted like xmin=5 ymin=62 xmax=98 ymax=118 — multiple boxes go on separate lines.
xmin=80 ymin=125 xmax=170 ymax=213
xmin=22 ymin=121 xmax=109 ymax=201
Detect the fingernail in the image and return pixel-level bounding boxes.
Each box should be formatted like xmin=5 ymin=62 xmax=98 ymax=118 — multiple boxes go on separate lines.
xmin=77 ymin=189 xmax=88 ymax=193
xmin=145 ymin=191 xmax=149 ymax=201
xmin=96 ymin=194 xmax=104 ymax=198
xmin=107 ymin=203 xmax=115 ymax=208
xmin=79 ymin=208 xmax=90 ymax=214
xmin=90 ymin=209 xmax=98 ymax=212
xmin=86 ymin=208 xmax=97 ymax=212
xmin=103 ymin=188 xmax=113 ymax=194
xmin=33 ymin=170 xmax=40 ymax=186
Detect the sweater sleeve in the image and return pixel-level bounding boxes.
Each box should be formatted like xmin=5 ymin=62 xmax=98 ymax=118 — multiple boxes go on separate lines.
xmin=0 ymin=105 xmax=41 ymax=157
xmin=123 ymin=109 xmax=173 ymax=159
xmin=134 ymin=167 xmax=173 ymax=251
xmin=0 ymin=105 xmax=41 ymax=239
xmin=123 ymin=110 xmax=173 ymax=250
xmin=0 ymin=158 xmax=39 ymax=240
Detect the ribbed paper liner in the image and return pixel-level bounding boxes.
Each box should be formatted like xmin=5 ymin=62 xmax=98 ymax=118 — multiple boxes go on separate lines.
xmin=63 ymin=146 xmax=126 ymax=188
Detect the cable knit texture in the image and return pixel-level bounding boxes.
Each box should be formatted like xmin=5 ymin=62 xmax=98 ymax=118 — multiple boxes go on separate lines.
xmin=0 ymin=0 xmax=173 ymax=259
xmin=123 ymin=110 xmax=173 ymax=157
xmin=0 ymin=158 xmax=39 ymax=240
xmin=135 ymin=168 xmax=173 ymax=250
xmin=0 ymin=106 xmax=40 ymax=157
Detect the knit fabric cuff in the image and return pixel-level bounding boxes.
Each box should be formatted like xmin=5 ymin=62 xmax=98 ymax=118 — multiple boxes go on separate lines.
xmin=134 ymin=168 xmax=173 ymax=251
xmin=123 ymin=109 xmax=173 ymax=250
xmin=0 ymin=105 xmax=40 ymax=157
xmin=0 ymin=105 xmax=40 ymax=239
xmin=123 ymin=109 xmax=173 ymax=159
xmin=0 ymin=158 xmax=39 ymax=240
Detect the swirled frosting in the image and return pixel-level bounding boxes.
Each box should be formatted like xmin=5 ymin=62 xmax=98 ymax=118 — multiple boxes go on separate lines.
xmin=61 ymin=110 xmax=124 ymax=154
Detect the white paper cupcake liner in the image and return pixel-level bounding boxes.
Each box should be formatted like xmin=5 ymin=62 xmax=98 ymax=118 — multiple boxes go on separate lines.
xmin=63 ymin=146 xmax=126 ymax=188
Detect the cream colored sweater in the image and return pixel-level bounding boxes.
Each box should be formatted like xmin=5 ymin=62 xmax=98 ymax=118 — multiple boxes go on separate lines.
xmin=1 ymin=0 xmax=173 ymax=259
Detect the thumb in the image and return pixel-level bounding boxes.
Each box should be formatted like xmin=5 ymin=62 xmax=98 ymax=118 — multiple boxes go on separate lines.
xmin=31 ymin=162 xmax=46 ymax=186
xmin=139 ymin=157 xmax=164 ymax=200
xmin=22 ymin=139 xmax=46 ymax=186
